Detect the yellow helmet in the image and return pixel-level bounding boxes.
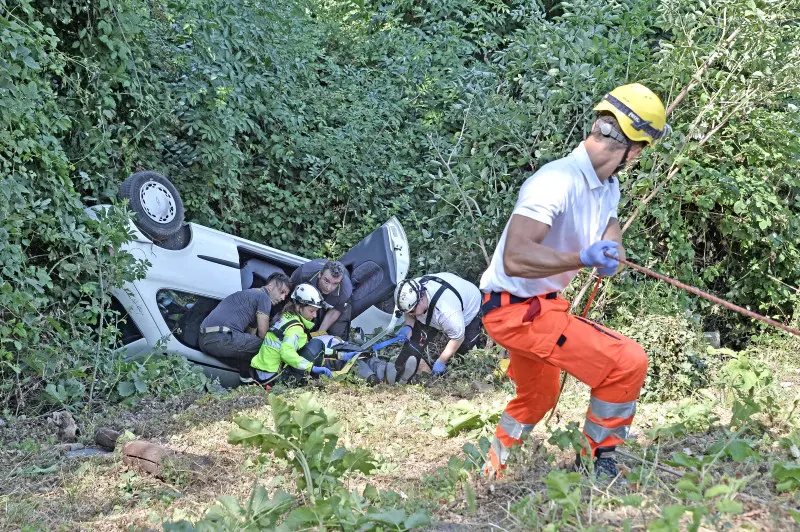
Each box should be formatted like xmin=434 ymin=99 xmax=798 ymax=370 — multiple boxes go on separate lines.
xmin=593 ymin=83 xmax=669 ymax=145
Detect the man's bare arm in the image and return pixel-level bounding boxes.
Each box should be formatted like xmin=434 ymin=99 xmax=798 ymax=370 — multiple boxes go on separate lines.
xmin=502 ymin=215 xmax=584 ymax=278
xmin=256 ymin=313 xmax=269 ymax=338
xmin=601 ymin=218 xmax=626 ymax=273
xmin=319 ymin=308 xmax=342 ymax=333
xmin=436 ymin=337 xmax=463 ymax=364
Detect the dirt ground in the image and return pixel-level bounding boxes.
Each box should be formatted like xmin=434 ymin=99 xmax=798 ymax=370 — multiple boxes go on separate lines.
xmin=1 ymin=345 xmax=799 ymax=531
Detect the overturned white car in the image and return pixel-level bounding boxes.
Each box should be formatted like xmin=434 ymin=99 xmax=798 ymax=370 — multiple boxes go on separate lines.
xmin=90 ymin=171 xmax=410 ymax=387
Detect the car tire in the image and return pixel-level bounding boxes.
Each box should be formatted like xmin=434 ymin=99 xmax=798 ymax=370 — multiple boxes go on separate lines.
xmin=153 ymin=223 xmax=191 ymax=250
xmin=119 ymin=171 xmax=185 ymax=240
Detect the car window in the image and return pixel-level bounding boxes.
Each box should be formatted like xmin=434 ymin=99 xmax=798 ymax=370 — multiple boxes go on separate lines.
xmin=157 ymin=289 xmax=221 ymax=349
xmin=108 ymin=296 xmax=144 ymax=346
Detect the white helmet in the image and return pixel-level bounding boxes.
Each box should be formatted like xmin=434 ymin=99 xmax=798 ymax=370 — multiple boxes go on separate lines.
xmin=395 ymin=278 xmax=424 ymax=313
xmin=291 ymin=283 xmax=325 ymax=308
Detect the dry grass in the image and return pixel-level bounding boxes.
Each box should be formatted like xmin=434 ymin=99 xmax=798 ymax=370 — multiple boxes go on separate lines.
xmin=0 ymin=378 xmax=508 ymax=531
xmin=1 ymin=341 xmax=799 ymax=531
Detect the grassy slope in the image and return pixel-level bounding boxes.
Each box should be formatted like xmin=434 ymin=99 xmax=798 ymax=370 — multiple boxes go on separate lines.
xmin=1 ymin=341 xmax=799 ymax=531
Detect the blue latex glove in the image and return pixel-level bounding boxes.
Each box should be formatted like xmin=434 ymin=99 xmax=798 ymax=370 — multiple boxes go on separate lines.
xmin=340 ymin=351 xmax=359 ymax=362
xmin=311 ymin=366 xmax=332 ymax=378
xmin=398 ymin=324 xmax=413 ymax=338
xmin=432 ymin=360 xmax=447 ymax=375
xmin=372 ymin=335 xmax=408 ymax=352
xmin=596 ymin=246 xmax=621 ymax=277
xmin=579 ymin=240 xmax=619 ymax=271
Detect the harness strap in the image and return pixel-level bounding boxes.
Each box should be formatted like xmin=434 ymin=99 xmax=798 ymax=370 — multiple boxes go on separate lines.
xmin=269 ymin=317 xmax=303 ymax=340
xmin=420 ymin=275 xmax=464 ymax=325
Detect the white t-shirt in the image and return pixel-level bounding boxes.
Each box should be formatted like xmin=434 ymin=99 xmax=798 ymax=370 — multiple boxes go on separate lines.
xmin=416 ymin=272 xmax=482 ymax=340
xmin=480 ymin=142 xmax=620 ymax=298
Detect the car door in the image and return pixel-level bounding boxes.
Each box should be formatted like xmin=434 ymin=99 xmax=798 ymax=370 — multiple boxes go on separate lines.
xmin=340 ymin=217 xmax=410 ymax=320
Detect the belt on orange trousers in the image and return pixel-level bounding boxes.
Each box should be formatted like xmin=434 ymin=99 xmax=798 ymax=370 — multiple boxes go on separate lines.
xmin=481 ymin=291 xmax=558 ymax=320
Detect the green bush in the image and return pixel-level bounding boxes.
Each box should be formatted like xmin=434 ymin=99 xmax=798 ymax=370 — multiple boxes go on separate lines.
xmin=4 ymin=0 xmax=800 ymax=412
xmin=0 ymin=2 xmax=145 ymax=413
xmin=617 ymin=314 xmax=713 ymax=402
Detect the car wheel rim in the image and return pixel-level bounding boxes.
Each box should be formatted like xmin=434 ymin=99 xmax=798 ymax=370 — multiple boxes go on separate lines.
xmin=139 ymin=181 xmax=176 ymax=224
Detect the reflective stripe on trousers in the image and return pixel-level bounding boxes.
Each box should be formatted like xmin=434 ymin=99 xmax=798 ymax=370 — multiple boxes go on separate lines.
xmin=489 ymin=412 xmax=536 ymax=467
xmin=583 ymin=396 xmax=636 ymax=447
xmin=498 ymin=411 xmax=536 ymax=440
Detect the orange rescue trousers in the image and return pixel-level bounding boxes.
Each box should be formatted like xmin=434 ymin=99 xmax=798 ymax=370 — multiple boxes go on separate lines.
xmin=482 ymin=293 xmax=648 ymax=474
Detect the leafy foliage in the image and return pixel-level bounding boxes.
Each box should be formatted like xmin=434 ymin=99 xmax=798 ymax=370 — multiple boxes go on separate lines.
xmin=444 ymin=399 xmax=503 ymax=438
xmin=170 ymin=392 xmax=430 ymax=530
xmin=0 ymin=2 xmax=147 ymax=413
xmin=617 ymin=314 xmax=713 ymax=401
xmin=164 ymin=486 xmax=295 ymax=531
xmin=718 ymin=351 xmax=780 ymax=427
xmin=102 ymin=354 xmax=210 ymax=406
xmin=4 ymin=0 xmax=800 ymax=413
xmin=228 ymin=393 xmax=376 ymax=501
xmin=771 ymin=461 xmax=800 ymax=493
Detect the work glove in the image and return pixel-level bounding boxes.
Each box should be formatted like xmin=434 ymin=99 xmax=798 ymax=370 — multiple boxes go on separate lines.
xmin=340 ymin=351 xmax=360 ymax=362
xmin=432 ymin=360 xmax=447 ymax=375
xmin=311 ymin=366 xmax=332 ymax=378
xmin=398 ymin=324 xmax=413 ymax=338
xmin=579 ymin=240 xmax=620 ymax=272
xmin=596 ymin=246 xmax=621 ymax=277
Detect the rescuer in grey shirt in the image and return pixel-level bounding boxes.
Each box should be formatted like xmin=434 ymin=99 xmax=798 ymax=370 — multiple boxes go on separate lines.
xmin=199 ymin=272 xmax=291 ymax=381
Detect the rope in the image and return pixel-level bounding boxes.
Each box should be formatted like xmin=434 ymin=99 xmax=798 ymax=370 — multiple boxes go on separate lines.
xmin=608 ymin=253 xmax=800 ymax=338
xmin=545 ymin=276 xmax=603 ymax=425
xmin=581 ymin=277 xmax=603 ymax=320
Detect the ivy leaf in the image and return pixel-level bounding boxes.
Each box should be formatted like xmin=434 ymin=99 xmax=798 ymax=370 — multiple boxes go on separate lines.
xmin=404 ymin=512 xmax=431 ymax=529
xmin=362 ymin=484 xmax=379 ymax=502
xmin=771 ymin=462 xmax=800 ymax=492
xmin=666 ymin=452 xmax=702 ymax=470
xmin=117 ymin=381 xmax=135 ymax=397
xmin=23 ymin=55 xmax=40 ymax=70
xmin=726 ymin=439 xmax=756 ymax=462
xmin=366 ymin=509 xmax=405 ymax=526
xmin=280 ymin=507 xmax=320 ymax=529
xmin=704 ymin=484 xmax=731 ymax=498
xmin=715 ymin=499 xmax=743 ymax=514
xmin=133 ymin=377 xmax=148 ymax=394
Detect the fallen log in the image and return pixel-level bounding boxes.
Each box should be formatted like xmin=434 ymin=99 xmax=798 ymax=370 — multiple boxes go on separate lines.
xmin=122 ymin=440 xmax=213 ymax=479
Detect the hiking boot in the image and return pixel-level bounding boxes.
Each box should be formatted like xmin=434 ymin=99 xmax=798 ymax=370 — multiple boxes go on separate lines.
xmin=385 ymin=363 xmax=398 ymax=385
xmin=594 ymin=456 xmax=621 ymax=480
xmin=397 ymin=356 xmax=418 ymax=384
xmin=575 ymin=450 xmax=627 ymax=485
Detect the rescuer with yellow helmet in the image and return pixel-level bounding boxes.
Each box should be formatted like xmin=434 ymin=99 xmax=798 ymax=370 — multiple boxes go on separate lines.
xmin=479 ymin=83 xmax=669 ymax=481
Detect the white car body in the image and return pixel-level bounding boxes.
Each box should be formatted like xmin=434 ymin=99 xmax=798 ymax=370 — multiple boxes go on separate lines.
xmin=94 ymin=207 xmax=410 ymax=387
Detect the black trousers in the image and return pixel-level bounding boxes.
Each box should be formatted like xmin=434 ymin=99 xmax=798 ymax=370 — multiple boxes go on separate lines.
xmin=199 ymin=330 xmax=262 ymax=377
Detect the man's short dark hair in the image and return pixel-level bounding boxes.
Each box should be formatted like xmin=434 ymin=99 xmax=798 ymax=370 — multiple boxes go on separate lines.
xmin=322 ymin=260 xmax=346 ymax=279
xmin=265 ymin=272 xmax=291 ymax=289
xmin=591 ymin=113 xmax=646 ymax=150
